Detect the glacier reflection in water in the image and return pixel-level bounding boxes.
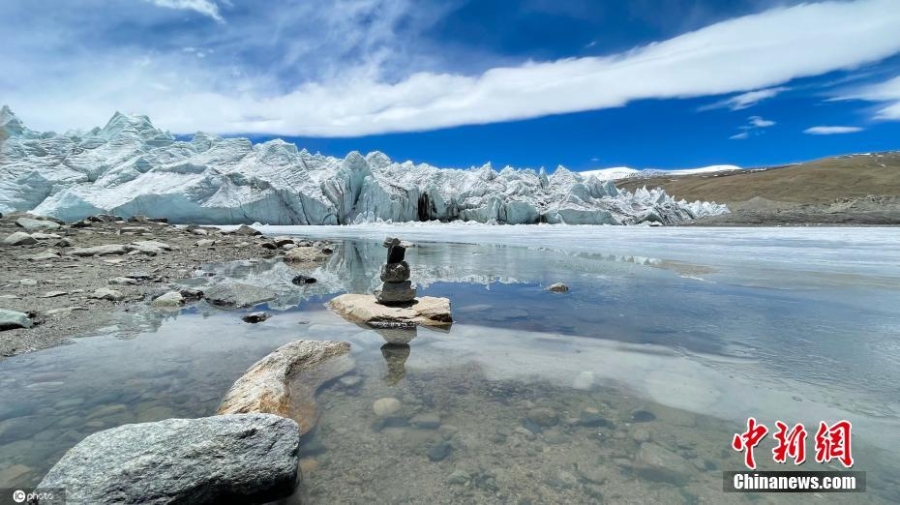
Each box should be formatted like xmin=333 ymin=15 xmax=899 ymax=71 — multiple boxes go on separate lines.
xmin=0 ymin=229 xmax=898 ymax=503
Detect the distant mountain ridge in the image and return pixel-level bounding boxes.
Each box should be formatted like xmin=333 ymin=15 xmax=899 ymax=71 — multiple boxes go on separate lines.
xmin=0 ymin=107 xmax=728 ymax=225
xmin=578 ymin=165 xmax=742 ymax=181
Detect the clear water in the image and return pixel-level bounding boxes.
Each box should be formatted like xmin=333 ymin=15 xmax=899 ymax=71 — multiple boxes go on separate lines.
xmin=1 ymin=226 xmax=898 ymax=504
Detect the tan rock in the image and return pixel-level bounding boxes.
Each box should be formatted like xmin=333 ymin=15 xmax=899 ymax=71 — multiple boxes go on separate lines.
xmin=283 ymin=246 xmax=327 ymax=264
xmin=217 ymin=340 xmax=354 ymax=436
xmin=328 ymin=294 xmax=452 ymax=328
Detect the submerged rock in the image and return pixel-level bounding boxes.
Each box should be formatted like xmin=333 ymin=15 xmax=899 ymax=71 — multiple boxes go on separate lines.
xmin=633 ymin=443 xmax=693 ymax=483
xmin=218 ymin=340 xmax=354 ymax=436
xmin=204 ymin=283 xmax=275 ymax=308
xmin=372 ymin=397 xmax=402 ymax=417
xmin=328 ymin=294 xmax=452 ymax=328
xmin=0 ymin=309 xmax=32 ymax=331
xmin=38 ymin=414 xmax=300 ymax=505
xmin=242 ymin=312 xmax=270 ymax=323
xmin=291 ymin=274 xmax=317 ymax=285
xmin=547 ymin=282 xmax=569 ymax=293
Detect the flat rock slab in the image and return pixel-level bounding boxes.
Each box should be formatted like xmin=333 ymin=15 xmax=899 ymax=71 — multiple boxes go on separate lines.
xmin=70 ymin=244 xmax=130 ymax=257
xmin=218 ymin=340 xmax=354 ymax=436
xmin=38 ymin=414 xmax=300 ymax=505
xmin=283 ymin=246 xmax=327 ymax=264
xmin=204 ymin=283 xmax=275 ymax=308
xmin=328 ymin=294 xmax=453 ymax=328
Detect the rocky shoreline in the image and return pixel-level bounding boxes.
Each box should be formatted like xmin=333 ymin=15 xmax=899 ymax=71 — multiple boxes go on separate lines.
xmin=0 ymin=212 xmax=334 ymax=358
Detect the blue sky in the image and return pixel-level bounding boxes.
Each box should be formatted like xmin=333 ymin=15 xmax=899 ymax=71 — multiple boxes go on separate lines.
xmin=3 ymin=0 xmax=900 ymax=170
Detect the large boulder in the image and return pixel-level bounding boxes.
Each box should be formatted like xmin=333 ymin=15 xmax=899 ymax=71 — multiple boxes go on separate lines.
xmin=38 ymin=414 xmax=300 ymax=505
xmin=15 ymin=217 xmax=61 ymax=232
xmin=218 ymin=340 xmax=354 ymax=436
xmin=328 ymin=294 xmax=453 ymax=328
xmin=2 ymin=231 xmax=37 ymax=246
xmin=0 ymin=309 xmax=32 ymax=331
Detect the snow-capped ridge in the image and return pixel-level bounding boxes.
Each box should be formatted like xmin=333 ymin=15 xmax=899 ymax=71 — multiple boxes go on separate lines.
xmin=581 ymin=164 xmax=742 ymax=181
xmin=0 ymin=110 xmax=729 ymax=224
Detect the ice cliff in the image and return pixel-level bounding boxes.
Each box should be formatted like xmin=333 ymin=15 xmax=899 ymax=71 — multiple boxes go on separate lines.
xmin=0 ymin=107 xmax=728 ymax=225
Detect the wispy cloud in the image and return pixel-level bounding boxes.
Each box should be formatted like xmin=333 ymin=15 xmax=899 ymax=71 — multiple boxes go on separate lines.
xmin=4 ymin=0 xmax=900 ymax=136
xmin=804 ymin=126 xmax=863 ymax=135
xmin=700 ymin=86 xmax=789 ymax=111
xmin=833 ymin=75 xmax=900 ymax=120
xmin=730 ymin=115 xmax=776 ymax=140
xmin=144 ymin=0 xmax=224 ymax=22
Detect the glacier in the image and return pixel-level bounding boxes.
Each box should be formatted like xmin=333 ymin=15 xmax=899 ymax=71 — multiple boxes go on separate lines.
xmin=0 ymin=106 xmax=728 ymax=225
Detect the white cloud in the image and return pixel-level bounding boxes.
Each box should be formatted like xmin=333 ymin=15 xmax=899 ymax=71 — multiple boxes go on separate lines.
xmin=144 ymin=0 xmax=223 ymax=22
xmin=834 ymin=75 xmax=900 ymax=120
xmin=730 ymin=115 xmax=775 ymax=139
xmin=701 ymin=86 xmax=789 ymax=111
xmin=804 ymin=126 xmax=863 ymax=135
xmin=4 ymin=0 xmax=900 ymax=136
xmin=748 ymin=116 xmax=776 ymax=128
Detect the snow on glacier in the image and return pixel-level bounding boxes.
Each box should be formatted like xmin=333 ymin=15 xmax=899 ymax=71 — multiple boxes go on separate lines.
xmin=0 ymin=106 xmax=729 ymax=224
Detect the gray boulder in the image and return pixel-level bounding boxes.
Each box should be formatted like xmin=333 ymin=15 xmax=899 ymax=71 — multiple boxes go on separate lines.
xmin=2 ymin=231 xmax=37 ymax=246
xmin=38 ymin=414 xmax=300 ymax=505
xmin=16 ymin=217 xmax=61 ymax=231
xmin=0 ymin=309 xmax=32 ymax=331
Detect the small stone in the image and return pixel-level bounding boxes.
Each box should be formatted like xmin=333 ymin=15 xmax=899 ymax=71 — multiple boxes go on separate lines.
xmin=284 ymin=246 xmax=326 ymax=263
xmin=152 ymin=291 xmax=184 ymax=308
xmin=31 ymin=232 xmax=62 ymax=240
xmin=526 ymin=407 xmax=559 ymax=427
xmin=427 ymin=441 xmax=452 ymax=462
xmin=26 ymin=249 xmax=62 ymax=261
xmin=514 ymin=426 xmax=536 ymax=440
xmin=547 ymin=283 xmax=569 ymax=293
xmin=231 ymin=224 xmax=262 ymax=236
xmin=373 ymin=398 xmax=402 ymax=417
xmin=579 ymin=409 xmax=613 ymax=428
xmin=55 ymin=238 xmax=74 ymax=247
xmin=633 ymin=443 xmax=693 ymax=483
xmin=439 ymin=424 xmax=459 ymax=440
xmin=242 ymin=312 xmax=270 ymax=324
xmin=19 ymin=278 xmax=38 ymax=287
xmin=273 ymin=237 xmax=295 ymax=247
xmin=109 ymin=277 xmax=138 ymax=285
xmin=299 ymin=458 xmax=319 ymax=475
xmin=338 ymin=376 xmax=362 ymax=388
xmin=632 ymin=427 xmax=651 ymax=443
xmin=380 ymin=261 xmax=410 ymax=282
xmin=38 ymin=291 xmax=68 ymax=298
xmin=2 ymin=231 xmax=37 ymax=246
xmin=411 ymin=413 xmax=441 ymax=429
xmin=260 ymin=242 xmax=277 ymax=250
xmin=291 ymin=275 xmax=317 ymax=285
xmin=126 ymin=271 xmax=152 ymax=280
xmin=374 ymin=281 xmax=417 ymax=304
xmin=282 ymin=243 xmax=296 ymax=251
xmin=195 ymin=239 xmax=216 ymax=247
xmin=447 ymin=469 xmax=470 ymax=485
xmin=89 ymin=288 xmax=125 ymax=302
xmin=631 ymin=409 xmax=657 ymax=423
xmin=386 ymin=244 xmax=406 ymax=263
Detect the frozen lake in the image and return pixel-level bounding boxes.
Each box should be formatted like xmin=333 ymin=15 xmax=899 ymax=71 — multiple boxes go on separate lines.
xmin=1 ymin=225 xmax=898 ymax=503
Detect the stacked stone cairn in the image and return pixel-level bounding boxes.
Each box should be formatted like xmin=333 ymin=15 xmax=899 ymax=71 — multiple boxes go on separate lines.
xmin=375 ymin=237 xmax=416 ymax=304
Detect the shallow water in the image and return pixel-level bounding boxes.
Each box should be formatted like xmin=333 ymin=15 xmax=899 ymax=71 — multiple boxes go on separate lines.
xmin=1 ymin=227 xmax=899 ymax=503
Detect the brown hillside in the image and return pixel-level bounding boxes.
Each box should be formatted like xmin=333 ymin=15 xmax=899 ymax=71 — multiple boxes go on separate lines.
xmin=617 ymin=152 xmax=900 ymax=206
